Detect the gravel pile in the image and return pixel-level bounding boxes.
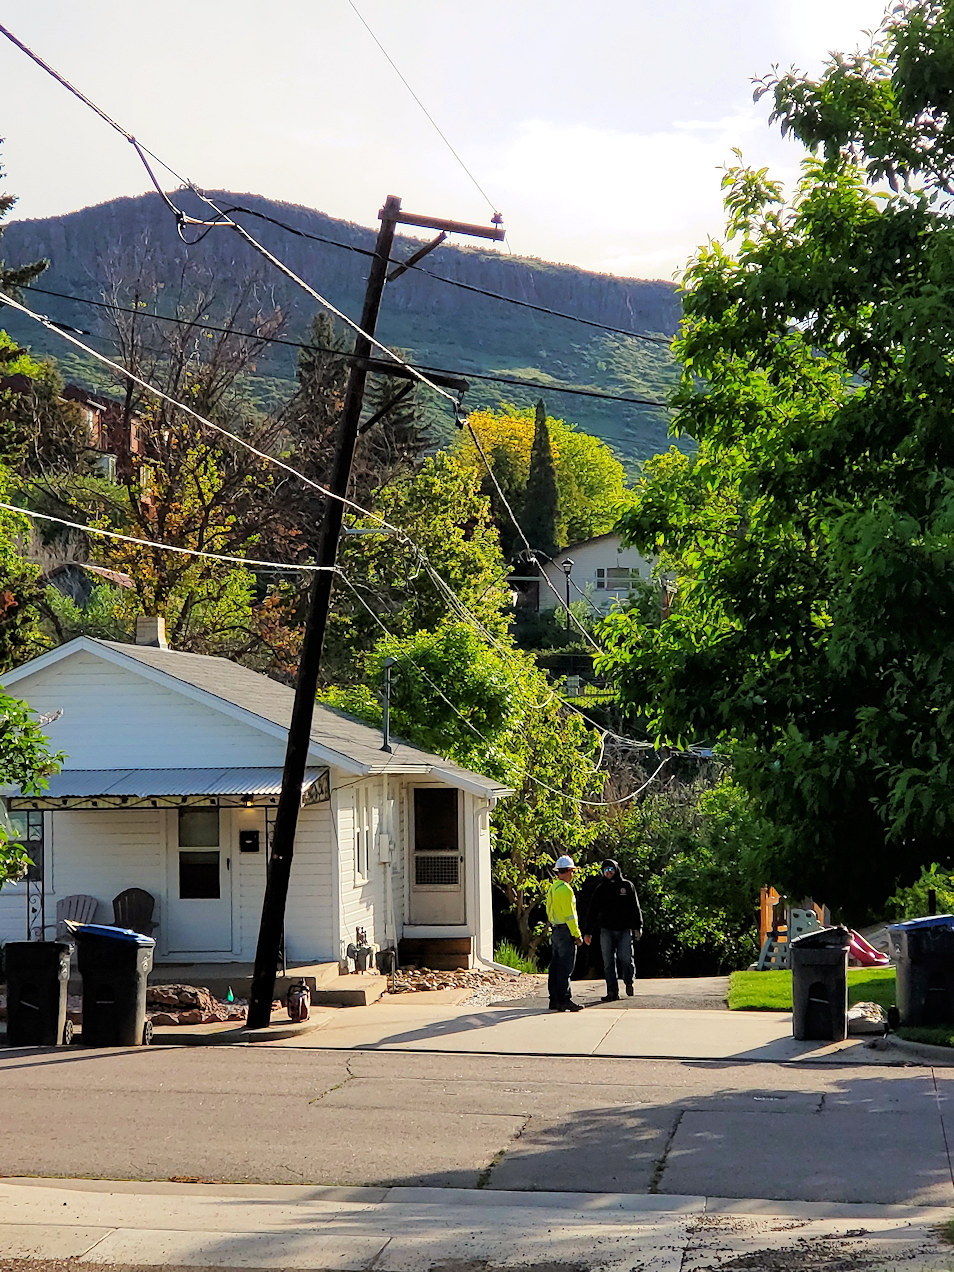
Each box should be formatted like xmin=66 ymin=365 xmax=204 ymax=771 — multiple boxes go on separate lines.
xmin=385 ymin=966 xmax=537 ymax=1005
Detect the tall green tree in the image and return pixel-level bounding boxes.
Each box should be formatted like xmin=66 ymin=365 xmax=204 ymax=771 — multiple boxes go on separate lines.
xmin=521 ymin=400 xmax=562 ymax=559
xmin=459 ymin=406 xmax=626 ymax=554
xmin=324 ymin=452 xmax=513 ymax=680
xmin=599 ymin=2 xmax=954 ymax=917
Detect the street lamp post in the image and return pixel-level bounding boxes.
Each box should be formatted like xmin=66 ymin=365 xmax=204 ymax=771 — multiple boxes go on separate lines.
xmin=561 ymin=558 xmax=574 ymax=629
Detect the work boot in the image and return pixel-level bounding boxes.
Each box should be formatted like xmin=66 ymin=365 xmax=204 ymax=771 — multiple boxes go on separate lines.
xmin=601 ymin=993 xmax=620 ymax=1002
xmin=625 ymin=982 xmax=634 ymax=996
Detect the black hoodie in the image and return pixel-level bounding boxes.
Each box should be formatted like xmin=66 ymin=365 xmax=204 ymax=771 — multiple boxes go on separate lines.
xmin=583 ymin=859 xmax=643 ymax=935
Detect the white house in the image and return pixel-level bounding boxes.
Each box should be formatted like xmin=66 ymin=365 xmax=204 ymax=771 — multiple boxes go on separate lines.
xmin=0 ymin=636 xmax=511 ymax=971
xmin=537 ymin=533 xmax=653 ymax=616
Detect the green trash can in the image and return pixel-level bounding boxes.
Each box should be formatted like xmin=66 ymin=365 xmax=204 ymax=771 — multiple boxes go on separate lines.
xmin=72 ymin=924 xmax=155 ymax=1046
xmin=887 ymin=915 xmax=954 ymax=1026
xmin=3 ymin=940 xmax=73 ymax=1046
xmin=791 ymin=926 xmax=851 ymax=1041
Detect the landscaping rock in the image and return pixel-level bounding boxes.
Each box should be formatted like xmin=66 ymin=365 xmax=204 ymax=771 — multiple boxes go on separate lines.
xmin=146 ymin=984 xmax=215 ymax=1013
xmin=385 ymin=967 xmax=521 ymax=997
xmin=848 ymin=1001 xmax=888 ymax=1035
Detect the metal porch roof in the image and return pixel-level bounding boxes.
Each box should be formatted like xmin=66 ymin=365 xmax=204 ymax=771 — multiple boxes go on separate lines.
xmin=8 ymin=767 xmax=326 ymax=799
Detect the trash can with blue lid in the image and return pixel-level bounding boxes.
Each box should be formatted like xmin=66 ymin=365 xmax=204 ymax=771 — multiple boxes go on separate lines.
xmin=2 ymin=940 xmax=73 ymax=1046
xmin=790 ymin=925 xmax=851 ymax=1041
xmin=888 ymin=915 xmax=954 ymax=1026
xmin=67 ymin=923 xmax=155 ymax=1046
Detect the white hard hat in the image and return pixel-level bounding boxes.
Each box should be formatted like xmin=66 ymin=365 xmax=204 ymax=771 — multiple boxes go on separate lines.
xmin=555 ymin=855 xmax=575 ymax=870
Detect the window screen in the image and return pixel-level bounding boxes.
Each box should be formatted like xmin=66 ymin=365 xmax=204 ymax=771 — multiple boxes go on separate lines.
xmin=179 ymin=850 xmax=220 ymax=899
xmin=413 ymin=788 xmax=458 ymax=851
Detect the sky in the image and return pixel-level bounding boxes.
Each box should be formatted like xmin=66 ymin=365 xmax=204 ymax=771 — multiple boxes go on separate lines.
xmin=1 ymin=1 xmax=890 ymax=281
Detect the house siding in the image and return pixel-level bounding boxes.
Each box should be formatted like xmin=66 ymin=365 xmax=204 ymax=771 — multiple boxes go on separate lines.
xmin=12 ymin=650 xmax=288 ymax=768
xmin=283 ymin=805 xmax=335 ymax=963
xmin=539 ymin=536 xmax=652 ymax=615
xmin=337 ymin=780 xmax=386 ymax=956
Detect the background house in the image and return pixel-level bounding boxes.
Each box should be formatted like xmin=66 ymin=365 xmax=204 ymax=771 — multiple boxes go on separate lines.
xmin=533 ymin=533 xmax=653 ymax=617
xmin=0 ymin=631 xmax=510 ymax=972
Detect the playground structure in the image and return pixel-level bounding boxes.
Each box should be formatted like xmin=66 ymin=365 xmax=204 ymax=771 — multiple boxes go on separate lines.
xmin=757 ymin=887 xmax=889 ymax=970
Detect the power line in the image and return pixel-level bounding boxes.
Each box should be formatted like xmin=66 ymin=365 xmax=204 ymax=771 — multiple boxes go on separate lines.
xmin=0 ymin=30 xmax=679 ymax=757
xmin=338 ymin=573 xmax=669 ymax=807
xmin=0 ymin=24 xmax=467 ymax=423
xmin=9 ymin=290 xmax=679 ymax=764
xmin=0 ymin=289 xmax=404 ymax=535
xmin=344 ymin=0 xmax=500 ymax=220
xmin=197 ymin=203 xmax=673 ymax=346
xmin=20 ymin=283 xmax=673 ymax=409
xmin=0 ymin=500 xmax=333 ymax=573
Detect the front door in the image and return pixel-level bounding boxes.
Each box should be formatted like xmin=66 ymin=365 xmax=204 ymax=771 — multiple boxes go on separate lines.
xmin=166 ymin=807 xmax=233 ymax=954
xmin=409 ymin=788 xmax=465 ymax=924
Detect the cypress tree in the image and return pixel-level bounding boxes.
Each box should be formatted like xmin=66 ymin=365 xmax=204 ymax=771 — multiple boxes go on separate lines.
xmin=522 ymin=399 xmax=562 ymax=559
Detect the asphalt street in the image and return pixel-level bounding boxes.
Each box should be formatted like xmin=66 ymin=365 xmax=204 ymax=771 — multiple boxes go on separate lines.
xmin=2 ymin=1043 xmax=953 ymax=1206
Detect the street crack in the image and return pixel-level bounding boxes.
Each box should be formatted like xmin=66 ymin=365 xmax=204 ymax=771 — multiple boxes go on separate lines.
xmin=650 ymin=1108 xmax=683 ymax=1193
xmin=476 ymin=1113 xmax=531 ymax=1188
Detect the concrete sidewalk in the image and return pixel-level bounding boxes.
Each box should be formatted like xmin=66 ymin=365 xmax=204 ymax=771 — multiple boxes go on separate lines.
xmin=0 ymin=1176 xmax=950 ymax=1271
xmin=153 ymin=978 xmax=921 ymax=1064
xmin=227 ymin=998 xmax=909 ymax=1066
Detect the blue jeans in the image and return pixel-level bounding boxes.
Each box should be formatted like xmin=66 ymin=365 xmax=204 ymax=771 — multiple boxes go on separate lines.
xmin=548 ymin=924 xmax=577 ymax=1006
xmin=600 ymin=928 xmax=634 ymax=998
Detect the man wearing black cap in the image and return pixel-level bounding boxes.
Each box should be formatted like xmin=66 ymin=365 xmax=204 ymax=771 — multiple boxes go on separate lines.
xmin=583 ymin=859 xmax=643 ymax=1002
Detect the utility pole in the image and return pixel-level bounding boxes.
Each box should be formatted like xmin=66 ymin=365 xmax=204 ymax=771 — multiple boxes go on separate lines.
xmin=247 ymin=195 xmax=504 ymax=1028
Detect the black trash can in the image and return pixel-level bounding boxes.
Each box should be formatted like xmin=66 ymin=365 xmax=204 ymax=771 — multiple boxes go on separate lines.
xmin=3 ymin=940 xmax=72 ymax=1046
xmin=71 ymin=924 xmax=155 ymax=1047
xmin=887 ymin=915 xmax=954 ymax=1026
xmin=791 ymin=926 xmax=851 ymax=1041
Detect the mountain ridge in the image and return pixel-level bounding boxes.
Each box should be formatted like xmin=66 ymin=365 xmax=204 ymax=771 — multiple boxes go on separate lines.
xmin=2 ymin=191 xmax=682 ymax=464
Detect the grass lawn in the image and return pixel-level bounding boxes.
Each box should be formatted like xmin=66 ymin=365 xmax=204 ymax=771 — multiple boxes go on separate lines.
xmin=729 ymin=965 xmax=954 ymax=1046
xmin=728 ymin=966 xmax=897 ymax=1011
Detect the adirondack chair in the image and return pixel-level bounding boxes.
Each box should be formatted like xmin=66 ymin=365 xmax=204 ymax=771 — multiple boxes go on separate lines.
xmin=112 ymin=887 xmax=157 ymax=937
xmin=30 ymin=892 xmax=98 ymax=940
xmin=56 ymin=893 xmax=98 ymax=938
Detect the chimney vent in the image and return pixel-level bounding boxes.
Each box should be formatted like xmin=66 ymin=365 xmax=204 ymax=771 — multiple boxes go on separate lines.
xmin=136 ymin=616 xmax=168 ymax=649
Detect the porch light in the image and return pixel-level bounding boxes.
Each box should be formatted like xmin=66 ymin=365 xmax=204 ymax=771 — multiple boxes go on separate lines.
xmin=242 ymin=794 xmax=254 ymax=807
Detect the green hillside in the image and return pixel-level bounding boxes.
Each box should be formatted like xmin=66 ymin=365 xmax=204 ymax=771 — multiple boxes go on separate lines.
xmin=2 ymin=191 xmax=682 ymax=466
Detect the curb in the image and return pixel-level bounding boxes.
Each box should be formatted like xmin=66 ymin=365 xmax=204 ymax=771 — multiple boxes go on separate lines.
xmin=151 ymin=1017 xmax=326 ymax=1046
xmin=867 ymin=1033 xmax=954 ymax=1065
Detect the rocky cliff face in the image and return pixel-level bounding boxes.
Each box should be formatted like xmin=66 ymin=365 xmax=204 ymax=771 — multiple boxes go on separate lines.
xmin=3 ymin=191 xmax=682 ymax=462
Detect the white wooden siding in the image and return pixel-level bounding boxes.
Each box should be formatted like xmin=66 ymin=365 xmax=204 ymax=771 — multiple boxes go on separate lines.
xmin=338 ymin=780 xmax=384 ymax=954
xmin=233 ymin=807 xmax=267 ymax=962
xmin=10 ymin=650 xmax=288 ymax=769
xmin=284 ymin=805 xmax=335 ymax=963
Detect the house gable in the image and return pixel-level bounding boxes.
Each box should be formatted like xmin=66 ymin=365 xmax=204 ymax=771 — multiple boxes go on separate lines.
xmin=3 ymin=647 xmax=292 ymax=770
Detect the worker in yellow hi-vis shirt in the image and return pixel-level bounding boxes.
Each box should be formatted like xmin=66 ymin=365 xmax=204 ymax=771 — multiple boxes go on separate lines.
xmin=545 ymin=854 xmax=584 ymax=1012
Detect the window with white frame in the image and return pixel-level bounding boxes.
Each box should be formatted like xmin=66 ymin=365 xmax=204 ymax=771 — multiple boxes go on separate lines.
xmin=355 ymin=787 xmax=373 ymax=880
xmin=595 ymin=567 xmax=642 ymax=591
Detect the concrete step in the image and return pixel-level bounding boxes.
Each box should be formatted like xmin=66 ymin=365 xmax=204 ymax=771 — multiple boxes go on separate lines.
xmin=311 ymin=974 xmax=388 ymax=1008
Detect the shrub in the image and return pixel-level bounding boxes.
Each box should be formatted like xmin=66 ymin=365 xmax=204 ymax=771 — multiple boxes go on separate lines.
xmin=494 ymin=940 xmax=539 ymax=973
